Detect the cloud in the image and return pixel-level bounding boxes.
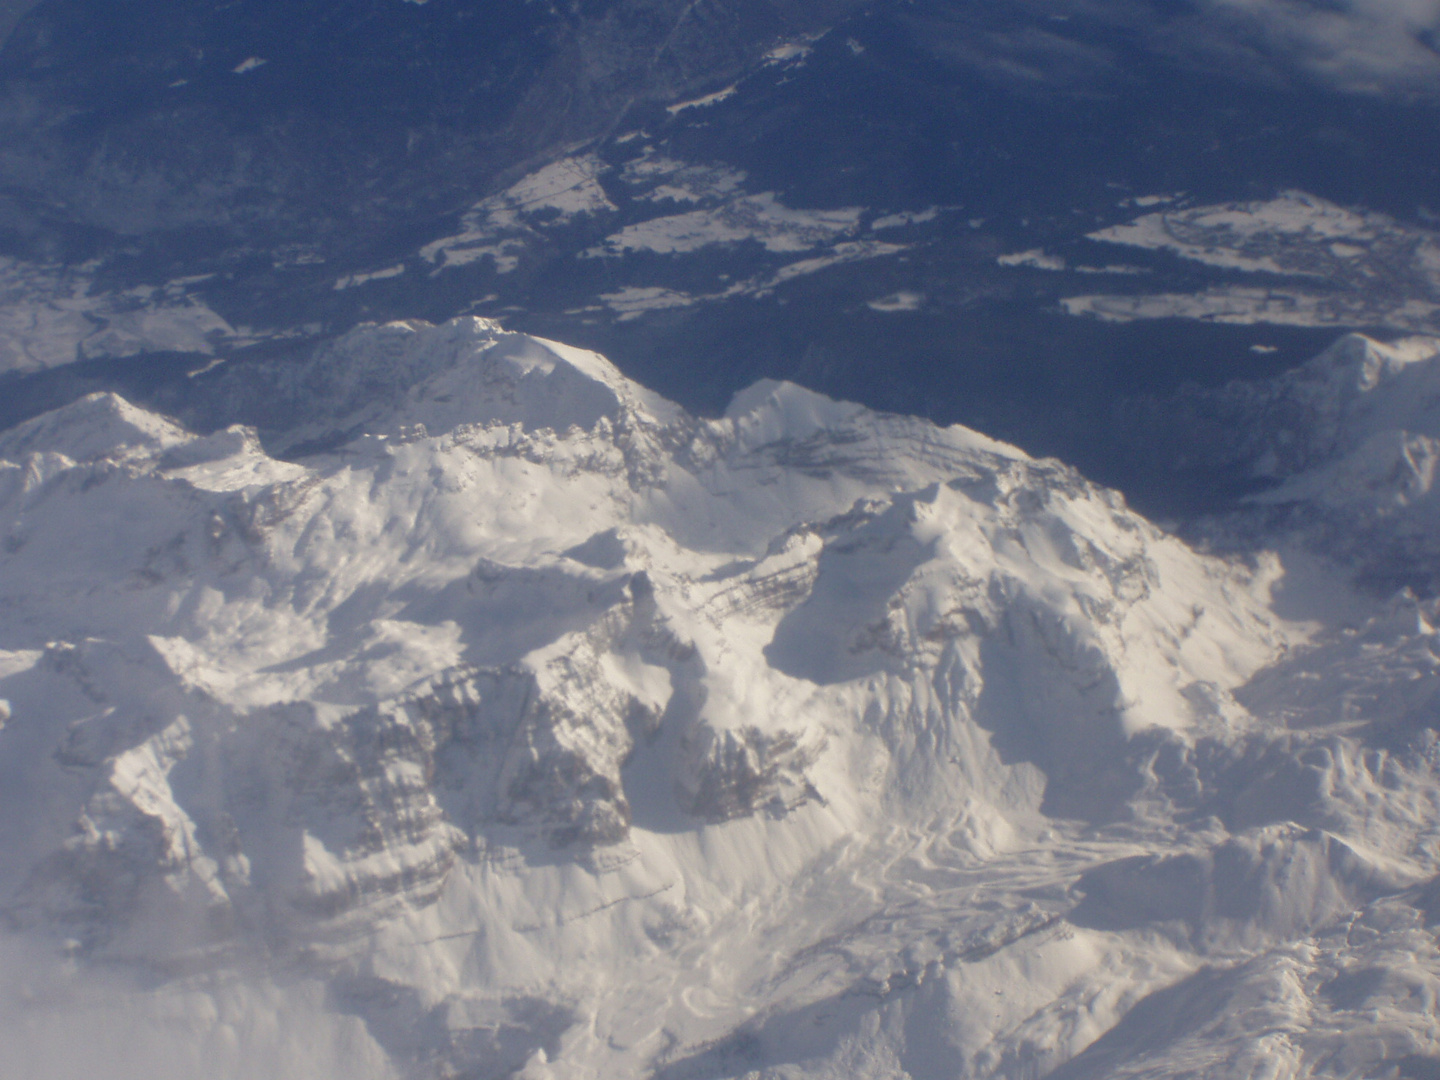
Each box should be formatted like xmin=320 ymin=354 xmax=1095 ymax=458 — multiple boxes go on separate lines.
xmin=1200 ymin=0 xmax=1440 ymax=95
xmin=906 ymin=1 xmax=1440 ymax=98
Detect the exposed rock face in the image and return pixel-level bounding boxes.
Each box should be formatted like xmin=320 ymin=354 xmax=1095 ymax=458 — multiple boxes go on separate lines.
xmin=677 ymin=722 xmax=822 ymax=822
xmin=3 ymin=319 xmax=1440 ymax=1079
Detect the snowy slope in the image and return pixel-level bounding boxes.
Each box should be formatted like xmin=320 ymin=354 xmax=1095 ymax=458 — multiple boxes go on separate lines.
xmin=1164 ymin=332 xmax=1440 ymax=594
xmin=1 ymin=319 xmax=1439 ymax=1079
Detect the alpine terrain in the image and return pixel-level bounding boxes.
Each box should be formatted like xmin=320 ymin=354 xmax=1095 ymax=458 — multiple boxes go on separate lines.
xmin=2 ymin=317 xmax=1440 ymax=1078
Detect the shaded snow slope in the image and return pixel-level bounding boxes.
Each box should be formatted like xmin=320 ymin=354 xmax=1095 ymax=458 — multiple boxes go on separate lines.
xmin=2 ymin=319 xmax=1440 ymax=1078
xmin=1141 ymin=332 xmax=1440 ymax=594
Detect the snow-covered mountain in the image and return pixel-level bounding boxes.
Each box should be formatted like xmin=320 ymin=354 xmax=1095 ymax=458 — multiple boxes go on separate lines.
xmin=2 ymin=319 xmax=1440 ymax=1079
xmin=1127 ymin=331 xmax=1440 ymax=595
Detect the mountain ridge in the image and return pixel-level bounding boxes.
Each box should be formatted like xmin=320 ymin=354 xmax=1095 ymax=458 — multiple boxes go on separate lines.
xmin=2 ymin=320 xmax=1439 ymax=1079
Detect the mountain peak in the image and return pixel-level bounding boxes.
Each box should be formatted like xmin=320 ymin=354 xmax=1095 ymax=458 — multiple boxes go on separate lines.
xmin=276 ymin=317 xmax=685 ymax=452
xmin=0 ymin=391 xmax=191 ymax=464
xmin=1305 ymin=332 xmax=1440 ymax=395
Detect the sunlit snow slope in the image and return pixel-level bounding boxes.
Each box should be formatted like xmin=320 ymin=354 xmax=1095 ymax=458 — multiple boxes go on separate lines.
xmin=2 ymin=318 xmax=1439 ymax=1079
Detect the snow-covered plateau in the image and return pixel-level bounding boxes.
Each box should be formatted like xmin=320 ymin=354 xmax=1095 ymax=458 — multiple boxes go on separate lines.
xmin=2 ymin=318 xmax=1440 ymax=1079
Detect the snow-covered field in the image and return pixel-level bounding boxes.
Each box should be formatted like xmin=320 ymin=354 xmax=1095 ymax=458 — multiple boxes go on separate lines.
xmin=417 ymin=148 xmax=911 ymax=317
xmin=1067 ymin=192 xmax=1440 ymax=333
xmin=1 ymin=319 xmax=1439 ymax=1078
xmin=0 ymin=259 xmax=238 ymax=374
xmin=584 ymin=193 xmax=862 ymax=257
xmin=421 ymin=155 xmax=618 ymax=273
xmin=1061 ymin=287 xmax=1440 ymax=330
